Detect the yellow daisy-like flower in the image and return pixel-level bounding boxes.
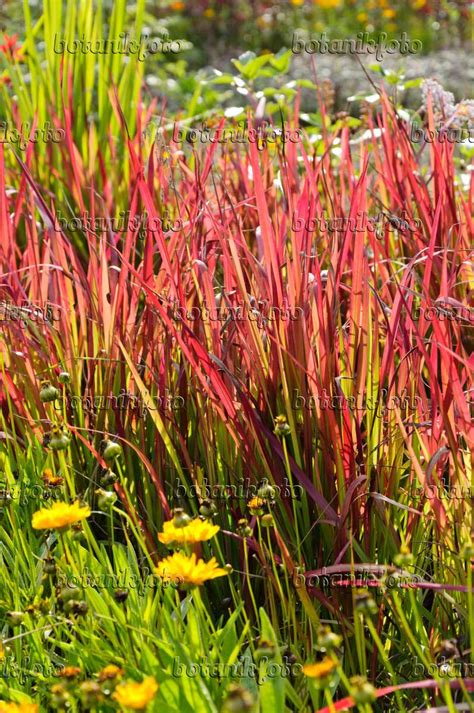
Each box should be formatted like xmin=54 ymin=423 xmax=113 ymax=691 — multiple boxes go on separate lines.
xmin=247 ymin=497 xmax=265 ymax=513
xmin=31 ymin=501 xmax=91 ymax=530
xmin=158 ymin=518 xmax=220 ymax=546
xmin=155 ymin=552 xmax=228 ymax=587
xmin=302 ymin=657 xmax=337 ymax=678
xmin=98 ymin=664 xmax=125 ymax=682
xmin=382 ymin=8 xmax=396 ymax=18
xmin=0 ymin=704 xmax=38 ymax=713
xmin=59 ymin=666 xmax=81 ymax=679
xmin=112 ymin=677 xmax=159 ymax=710
xmin=313 ymin=0 xmax=342 ymax=8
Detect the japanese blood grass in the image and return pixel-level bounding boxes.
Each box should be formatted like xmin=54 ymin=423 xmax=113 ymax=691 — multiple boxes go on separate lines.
xmin=0 ymin=41 xmax=473 ymax=713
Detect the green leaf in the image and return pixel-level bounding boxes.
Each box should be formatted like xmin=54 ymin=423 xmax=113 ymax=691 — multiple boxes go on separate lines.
xmin=208 ymin=74 xmax=235 ymax=85
xmin=269 ymin=48 xmax=292 ymax=74
xmin=258 ymin=609 xmax=285 ymax=713
xmin=404 ymin=78 xmax=423 ymax=88
xmin=232 ymin=52 xmax=272 ymax=80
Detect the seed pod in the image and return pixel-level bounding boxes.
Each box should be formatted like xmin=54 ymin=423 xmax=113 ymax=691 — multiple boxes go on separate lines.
xmin=274 ymin=415 xmax=291 ymax=437
xmin=199 ymin=499 xmax=217 ymax=518
xmin=221 ymin=684 xmax=255 ymax=713
xmin=102 ymin=440 xmax=122 ymax=463
xmin=393 ymin=545 xmax=413 ymax=567
xmin=350 ymin=676 xmax=376 ymax=704
xmin=95 ymin=488 xmax=117 ymax=509
xmin=172 ymin=508 xmax=191 ymax=528
xmin=6 ymin=611 xmax=25 ymax=626
xmin=0 ymin=488 xmax=12 ymax=505
xmin=257 ymin=481 xmax=276 ymax=500
xmin=317 ymin=626 xmax=342 ymax=651
xmin=355 ymin=590 xmax=378 ymax=616
xmin=49 ymin=430 xmax=71 ymax=451
xmin=58 ymin=585 xmax=81 ymax=604
xmin=70 ymin=525 xmax=85 ymax=542
xmin=44 ymin=556 xmax=57 ymax=575
xmin=66 ymin=600 xmax=88 ymax=616
xmin=99 ymin=469 xmax=117 ymax=487
xmin=39 ymin=381 xmax=60 ymax=403
xmin=237 ymin=519 xmax=253 ymax=538
xmin=50 ymin=683 xmax=71 ymax=708
xmin=114 ymin=589 xmax=129 ymax=603
xmin=254 ymin=638 xmax=277 ymax=662
xmin=79 ymin=681 xmax=103 ymax=706
xmin=58 ymin=372 xmax=70 ymax=384
xmin=38 ymin=599 xmax=50 ymax=614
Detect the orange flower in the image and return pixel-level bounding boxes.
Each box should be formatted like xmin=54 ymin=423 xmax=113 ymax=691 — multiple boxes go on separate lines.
xmin=0 ymin=34 xmax=22 ymax=61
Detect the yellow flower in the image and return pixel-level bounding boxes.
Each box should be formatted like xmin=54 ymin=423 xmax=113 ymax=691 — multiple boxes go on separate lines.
xmin=290 ymin=0 xmax=305 ymax=6
xmin=382 ymin=8 xmax=396 ymax=18
xmin=31 ymin=501 xmax=91 ymax=530
xmin=112 ymin=677 xmax=159 ymax=710
xmin=155 ymin=552 xmax=228 ymax=587
xmin=98 ymin=664 xmax=125 ymax=682
xmin=313 ymin=0 xmax=342 ymax=8
xmin=59 ymin=666 xmax=81 ymax=679
xmin=302 ymin=657 xmax=337 ymax=678
xmin=158 ymin=518 xmax=220 ymax=546
xmin=274 ymin=414 xmax=291 ymax=436
xmin=0 ymin=704 xmax=38 ymax=713
xmin=203 ymin=8 xmax=215 ymax=17
xmin=247 ymin=497 xmax=265 ymax=513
